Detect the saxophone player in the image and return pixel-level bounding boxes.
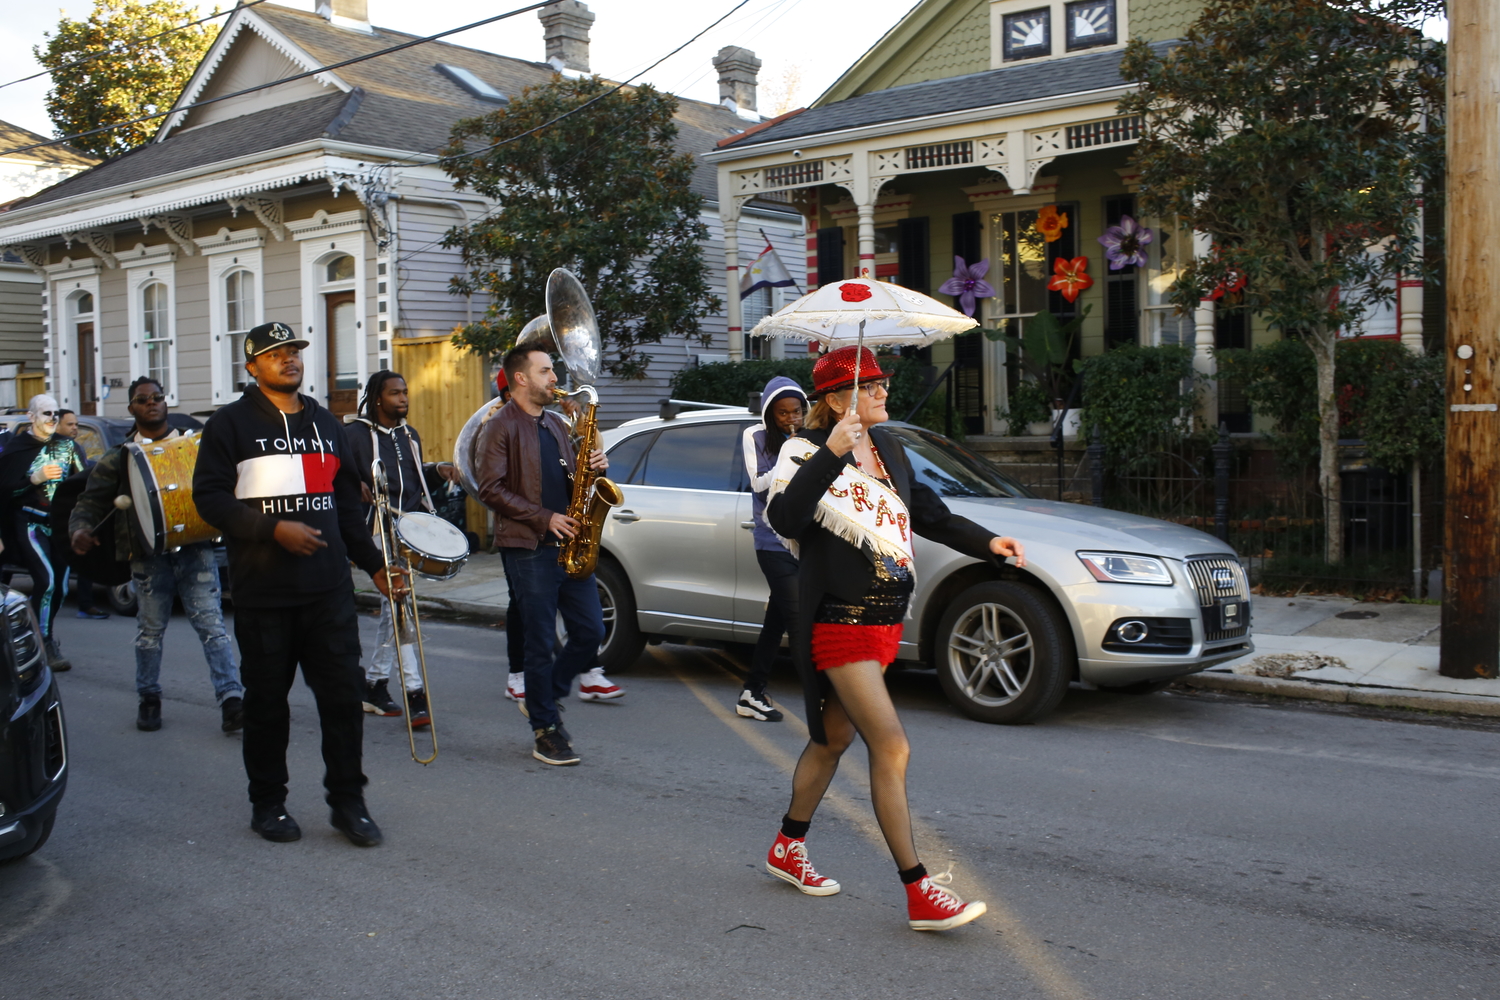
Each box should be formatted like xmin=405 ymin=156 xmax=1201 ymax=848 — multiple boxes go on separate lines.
xmin=475 ymin=345 xmax=609 ymax=766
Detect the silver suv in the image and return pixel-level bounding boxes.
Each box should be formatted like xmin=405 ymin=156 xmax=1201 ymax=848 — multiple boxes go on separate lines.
xmin=592 ymin=408 xmax=1252 ymax=724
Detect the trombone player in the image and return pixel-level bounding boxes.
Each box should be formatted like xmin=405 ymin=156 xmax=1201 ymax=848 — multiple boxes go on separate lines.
xmin=475 ymin=344 xmax=608 ymax=767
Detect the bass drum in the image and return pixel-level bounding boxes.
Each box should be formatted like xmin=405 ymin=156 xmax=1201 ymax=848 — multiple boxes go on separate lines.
xmin=125 ymin=435 xmax=220 ymax=556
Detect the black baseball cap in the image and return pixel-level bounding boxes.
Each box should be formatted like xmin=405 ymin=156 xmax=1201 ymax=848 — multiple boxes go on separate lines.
xmin=244 ymin=321 xmax=310 ymax=359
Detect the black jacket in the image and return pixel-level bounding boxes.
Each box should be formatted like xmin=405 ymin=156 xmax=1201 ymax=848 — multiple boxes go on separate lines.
xmin=192 ymin=385 xmax=383 ymax=607
xmin=344 ymin=417 xmax=444 ymax=522
xmin=766 ymin=425 xmax=1001 ymax=743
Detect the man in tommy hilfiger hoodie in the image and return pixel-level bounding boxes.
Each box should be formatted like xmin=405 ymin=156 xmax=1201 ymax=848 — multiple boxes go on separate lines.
xmin=194 ymin=321 xmax=404 ymax=848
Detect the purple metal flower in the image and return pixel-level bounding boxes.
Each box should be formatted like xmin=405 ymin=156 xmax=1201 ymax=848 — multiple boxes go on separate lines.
xmin=937 ymin=256 xmax=996 ymax=317
xmin=1097 ymin=215 xmax=1154 ymax=270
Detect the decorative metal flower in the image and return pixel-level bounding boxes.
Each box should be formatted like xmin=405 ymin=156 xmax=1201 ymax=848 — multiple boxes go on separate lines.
xmin=1046 ymin=256 xmax=1093 ymax=303
xmin=1097 ymin=214 xmax=1153 ymax=270
xmin=839 ymin=282 xmax=873 ymax=302
xmin=1034 ymin=205 xmax=1069 ymax=244
xmin=937 ymin=256 xmax=996 ymax=317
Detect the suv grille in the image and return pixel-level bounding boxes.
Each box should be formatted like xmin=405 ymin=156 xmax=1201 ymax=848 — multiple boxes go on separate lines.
xmin=1185 ymin=556 xmax=1251 ymax=642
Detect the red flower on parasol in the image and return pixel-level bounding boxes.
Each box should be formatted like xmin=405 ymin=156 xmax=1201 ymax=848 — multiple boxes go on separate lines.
xmin=1047 ymin=256 xmax=1093 ymax=303
xmin=839 ymin=282 xmax=873 ymax=302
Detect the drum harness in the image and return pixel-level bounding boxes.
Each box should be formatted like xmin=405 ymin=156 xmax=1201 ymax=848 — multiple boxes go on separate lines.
xmin=364 ymin=422 xmax=435 ymax=527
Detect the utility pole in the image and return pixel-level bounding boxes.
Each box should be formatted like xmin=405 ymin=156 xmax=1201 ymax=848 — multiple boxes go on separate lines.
xmin=1440 ymin=0 xmax=1500 ymax=679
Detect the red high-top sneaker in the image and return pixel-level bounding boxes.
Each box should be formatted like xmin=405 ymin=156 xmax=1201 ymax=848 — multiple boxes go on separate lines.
xmin=766 ymin=832 xmax=841 ymax=896
xmin=906 ymin=874 xmax=987 ymax=930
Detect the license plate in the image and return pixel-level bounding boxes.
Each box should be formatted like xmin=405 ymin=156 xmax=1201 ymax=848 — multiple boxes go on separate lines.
xmin=1219 ymin=600 xmax=1244 ymax=630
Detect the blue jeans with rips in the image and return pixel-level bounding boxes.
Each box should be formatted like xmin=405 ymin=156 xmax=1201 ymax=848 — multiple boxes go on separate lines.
xmin=132 ymin=543 xmax=243 ymax=703
xmin=500 ymin=544 xmax=603 ymax=733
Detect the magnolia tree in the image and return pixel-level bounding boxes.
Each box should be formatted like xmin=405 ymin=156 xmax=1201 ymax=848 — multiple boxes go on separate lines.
xmin=442 ymin=77 xmax=719 ymax=379
xmin=1119 ymin=0 xmax=1444 ymax=565
xmin=35 ymin=0 xmax=219 ymax=159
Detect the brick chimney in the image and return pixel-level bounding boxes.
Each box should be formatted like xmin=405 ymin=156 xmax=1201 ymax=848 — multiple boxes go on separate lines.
xmin=713 ymin=46 xmax=762 ymax=113
xmin=539 ymin=1 xmax=595 ymax=74
xmin=315 ymin=0 xmax=372 ymax=32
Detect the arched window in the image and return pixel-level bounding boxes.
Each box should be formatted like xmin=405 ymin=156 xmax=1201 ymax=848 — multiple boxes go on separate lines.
xmin=75 ymin=292 xmax=94 ymax=315
xmin=141 ymin=281 xmax=171 ymax=394
xmin=326 ymin=254 xmax=355 ymax=282
xmin=225 ymin=269 xmax=255 ymax=391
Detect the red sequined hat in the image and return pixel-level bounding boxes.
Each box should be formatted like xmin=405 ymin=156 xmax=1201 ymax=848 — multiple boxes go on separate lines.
xmin=812 ymin=345 xmax=893 ymax=397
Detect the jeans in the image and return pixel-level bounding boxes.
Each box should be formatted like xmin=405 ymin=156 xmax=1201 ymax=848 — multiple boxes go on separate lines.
xmin=501 ymin=545 xmax=603 ymax=733
xmin=233 ymin=588 xmax=367 ymax=810
xmin=365 ymin=553 xmax=421 ymax=692
xmin=505 ymin=571 xmax=524 ymax=675
xmin=749 ymin=548 xmax=799 ymax=693
xmin=132 ymin=544 xmax=242 ymax=703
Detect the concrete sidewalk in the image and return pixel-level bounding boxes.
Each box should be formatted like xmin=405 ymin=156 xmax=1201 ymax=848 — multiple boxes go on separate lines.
xmin=354 ymin=555 xmax=1500 ymax=718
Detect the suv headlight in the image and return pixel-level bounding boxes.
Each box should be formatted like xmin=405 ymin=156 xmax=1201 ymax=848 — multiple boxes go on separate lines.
xmin=7 ymin=601 xmax=42 ymax=690
xmin=1077 ymin=552 xmax=1174 ymax=586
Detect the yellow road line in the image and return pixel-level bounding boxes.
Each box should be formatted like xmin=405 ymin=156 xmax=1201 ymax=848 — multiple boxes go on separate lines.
xmin=664 ymin=649 xmax=1091 ymax=1000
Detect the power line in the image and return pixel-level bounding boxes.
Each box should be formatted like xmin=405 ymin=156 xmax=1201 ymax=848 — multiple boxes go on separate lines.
xmin=0 ymin=0 xmax=558 ymax=159
xmin=0 ymin=0 xmax=274 ymax=92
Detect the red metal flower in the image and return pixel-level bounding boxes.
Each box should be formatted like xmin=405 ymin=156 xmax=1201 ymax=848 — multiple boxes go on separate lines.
xmin=1047 ymin=256 xmax=1093 ymax=303
xmin=839 ymin=282 xmax=873 ymax=302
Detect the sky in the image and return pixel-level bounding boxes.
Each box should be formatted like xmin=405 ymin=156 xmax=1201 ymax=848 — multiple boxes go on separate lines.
xmin=0 ymin=0 xmax=927 ymax=140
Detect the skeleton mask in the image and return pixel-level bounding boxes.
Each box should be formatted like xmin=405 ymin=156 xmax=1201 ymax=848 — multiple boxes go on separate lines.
xmin=28 ymin=394 xmax=59 ymax=441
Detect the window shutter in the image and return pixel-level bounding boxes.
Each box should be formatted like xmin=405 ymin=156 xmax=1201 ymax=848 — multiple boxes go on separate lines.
xmin=951 ymin=211 xmax=981 ymax=267
xmin=815 ymin=227 xmax=844 ymax=287
xmin=897 ymin=217 xmax=931 ymax=292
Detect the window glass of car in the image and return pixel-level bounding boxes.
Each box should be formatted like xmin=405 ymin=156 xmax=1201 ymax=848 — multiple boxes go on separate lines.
xmin=636 ymin=421 xmax=742 ymax=492
xmin=887 ymin=426 xmax=1035 ymax=499
xmin=606 ymin=430 xmax=656 ymax=485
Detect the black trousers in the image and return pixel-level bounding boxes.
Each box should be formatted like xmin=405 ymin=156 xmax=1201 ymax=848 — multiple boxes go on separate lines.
xmin=234 ymin=588 xmax=367 ymax=810
xmin=748 ymin=548 xmax=799 ymax=692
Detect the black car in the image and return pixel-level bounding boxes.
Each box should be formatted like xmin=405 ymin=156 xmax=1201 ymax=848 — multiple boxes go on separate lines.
xmin=0 ymin=588 xmax=66 ymax=862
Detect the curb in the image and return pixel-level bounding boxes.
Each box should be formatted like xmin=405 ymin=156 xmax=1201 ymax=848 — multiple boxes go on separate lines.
xmin=1181 ymin=671 xmax=1500 ymax=719
xmin=353 ymin=590 xmax=509 ymax=625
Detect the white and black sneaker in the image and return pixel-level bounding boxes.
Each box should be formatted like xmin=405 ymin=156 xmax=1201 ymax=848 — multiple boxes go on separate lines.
xmin=736 ymin=687 xmax=783 ymax=722
xmin=533 ymin=725 xmax=580 ymax=766
xmin=362 ymin=679 xmax=401 ymax=717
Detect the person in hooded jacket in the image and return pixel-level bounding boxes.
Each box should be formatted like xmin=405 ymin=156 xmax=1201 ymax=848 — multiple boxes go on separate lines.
xmin=344 ymin=369 xmax=460 ymax=726
xmin=193 ymin=322 xmax=405 ymax=848
xmin=736 ymin=375 xmax=808 ymax=722
xmin=0 ymin=393 xmax=84 ymax=669
xmin=762 ymin=345 xmax=1026 ymax=932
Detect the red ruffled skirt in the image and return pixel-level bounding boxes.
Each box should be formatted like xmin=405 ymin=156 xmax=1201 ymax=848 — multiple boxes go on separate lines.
xmin=810 ymin=623 xmax=904 ymax=671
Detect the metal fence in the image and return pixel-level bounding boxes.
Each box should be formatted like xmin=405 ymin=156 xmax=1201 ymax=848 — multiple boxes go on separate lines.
xmin=1074 ymin=428 xmax=1438 ymax=598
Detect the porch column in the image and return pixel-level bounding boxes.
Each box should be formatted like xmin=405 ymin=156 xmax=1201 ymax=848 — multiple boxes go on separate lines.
xmin=856 ymin=202 xmax=876 ymax=279
xmin=1192 ymin=231 xmax=1218 ymax=427
xmin=1400 ymin=192 xmax=1425 ymax=355
xmin=724 ymin=214 xmax=743 ymax=362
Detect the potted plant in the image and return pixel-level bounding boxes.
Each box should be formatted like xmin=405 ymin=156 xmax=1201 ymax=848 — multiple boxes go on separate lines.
xmin=985 ymin=306 xmax=1090 ymax=438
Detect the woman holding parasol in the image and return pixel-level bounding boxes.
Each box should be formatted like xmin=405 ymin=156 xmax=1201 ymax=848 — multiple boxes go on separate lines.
xmin=757 ymin=286 xmax=1025 ymax=930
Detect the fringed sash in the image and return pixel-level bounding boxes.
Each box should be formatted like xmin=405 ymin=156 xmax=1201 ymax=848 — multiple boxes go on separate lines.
xmin=768 ymin=437 xmax=915 ymax=580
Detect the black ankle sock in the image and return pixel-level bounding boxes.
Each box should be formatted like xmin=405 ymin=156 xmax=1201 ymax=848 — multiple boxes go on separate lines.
xmin=898 ymin=863 xmax=927 ymax=885
xmin=780 ymin=815 xmax=811 ymax=839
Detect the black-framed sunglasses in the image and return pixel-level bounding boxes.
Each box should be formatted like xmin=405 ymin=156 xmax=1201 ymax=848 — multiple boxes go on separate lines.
xmin=130 ymin=393 xmax=167 ymax=405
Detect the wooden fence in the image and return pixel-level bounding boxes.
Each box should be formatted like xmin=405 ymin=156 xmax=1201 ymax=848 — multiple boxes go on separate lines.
xmin=392 ymin=333 xmax=492 ymax=539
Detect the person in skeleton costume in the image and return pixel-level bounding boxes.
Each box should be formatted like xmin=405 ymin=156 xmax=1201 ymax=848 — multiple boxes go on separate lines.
xmin=0 ymin=394 xmax=84 ymax=668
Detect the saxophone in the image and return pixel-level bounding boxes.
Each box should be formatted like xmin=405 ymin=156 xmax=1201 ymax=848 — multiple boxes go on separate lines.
xmin=555 ymin=385 xmax=624 ymax=579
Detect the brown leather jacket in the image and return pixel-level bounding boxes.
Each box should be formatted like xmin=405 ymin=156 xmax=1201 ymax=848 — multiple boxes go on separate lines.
xmin=475 ymin=400 xmax=574 ymax=550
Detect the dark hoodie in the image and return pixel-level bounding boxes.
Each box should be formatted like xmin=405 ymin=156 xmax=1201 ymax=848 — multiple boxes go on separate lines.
xmin=192 ymin=385 xmax=383 ymax=608
xmin=740 ymin=375 xmax=808 ymax=552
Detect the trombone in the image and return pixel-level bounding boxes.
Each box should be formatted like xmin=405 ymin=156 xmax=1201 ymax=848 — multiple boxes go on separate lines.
xmin=371 ymin=458 xmax=438 ymax=765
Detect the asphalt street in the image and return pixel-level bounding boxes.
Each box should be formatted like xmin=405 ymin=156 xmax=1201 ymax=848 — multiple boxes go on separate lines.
xmin=4 ymin=608 xmax=1497 ymax=1000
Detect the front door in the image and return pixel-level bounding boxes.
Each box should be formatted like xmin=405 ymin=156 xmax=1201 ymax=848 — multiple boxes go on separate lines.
xmin=76 ymin=322 xmax=97 ymax=415
xmin=325 ymin=291 xmax=357 ymax=417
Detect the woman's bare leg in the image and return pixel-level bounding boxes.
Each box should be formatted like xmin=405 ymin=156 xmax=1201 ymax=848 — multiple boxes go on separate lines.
xmin=822 ymin=660 xmax=918 ymax=870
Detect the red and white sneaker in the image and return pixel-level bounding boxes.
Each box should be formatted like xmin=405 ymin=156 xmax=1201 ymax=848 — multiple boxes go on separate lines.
xmin=906 ymin=873 xmax=987 ymax=931
xmin=505 ymin=673 xmax=525 ymax=702
xmin=766 ymin=832 xmax=841 ymax=896
xmin=577 ymin=668 xmax=624 ymax=701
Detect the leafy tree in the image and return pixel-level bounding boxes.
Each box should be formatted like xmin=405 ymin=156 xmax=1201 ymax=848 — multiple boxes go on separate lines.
xmin=34 ymin=0 xmax=219 ymax=159
xmin=1119 ymin=0 xmax=1444 ymax=564
xmin=442 ymin=77 xmax=719 ymax=380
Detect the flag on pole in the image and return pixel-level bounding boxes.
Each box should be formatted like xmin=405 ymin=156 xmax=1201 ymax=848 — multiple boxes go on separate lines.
xmin=740 ymin=236 xmax=799 ymax=296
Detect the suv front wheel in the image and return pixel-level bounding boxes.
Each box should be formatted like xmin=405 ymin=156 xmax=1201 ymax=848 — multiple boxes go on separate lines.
xmin=553 ymin=557 xmax=645 ymax=674
xmin=935 ymin=581 xmax=1073 ymax=724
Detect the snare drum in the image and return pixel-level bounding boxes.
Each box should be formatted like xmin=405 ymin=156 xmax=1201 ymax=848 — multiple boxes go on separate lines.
xmin=394 ymin=511 xmax=470 ymax=580
xmin=125 ymin=435 xmax=220 ymax=556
